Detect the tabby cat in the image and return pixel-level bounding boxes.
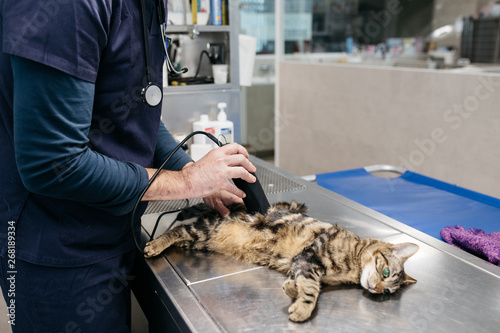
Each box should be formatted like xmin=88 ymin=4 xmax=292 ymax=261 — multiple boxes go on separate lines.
xmin=144 ymin=201 xmax=419 ymax=322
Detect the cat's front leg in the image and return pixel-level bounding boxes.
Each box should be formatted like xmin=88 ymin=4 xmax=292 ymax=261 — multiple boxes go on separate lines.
xmin=143 ymin=236 xmax=170 ymax=258
xmin=144 ymin=227 xmax=190 ymax=258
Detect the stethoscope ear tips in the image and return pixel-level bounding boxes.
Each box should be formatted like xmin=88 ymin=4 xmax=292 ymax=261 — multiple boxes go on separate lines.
xmin=141 ymin=83 xmax=163 ymax=107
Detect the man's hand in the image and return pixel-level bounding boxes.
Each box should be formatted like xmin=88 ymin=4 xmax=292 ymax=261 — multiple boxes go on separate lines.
xmin=202 ymin=193 xmax=239 ymax=218
xmin=182 ymin=143 xmax=256 ymax=199
xmin=142 ymin=143 xmax=256 ymax=216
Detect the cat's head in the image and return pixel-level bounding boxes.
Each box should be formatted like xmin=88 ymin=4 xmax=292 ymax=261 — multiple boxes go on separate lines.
xmin=360 ymin=242 xmax=419 ymax=294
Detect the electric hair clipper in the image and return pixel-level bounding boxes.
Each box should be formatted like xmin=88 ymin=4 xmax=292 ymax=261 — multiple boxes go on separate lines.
xmin=233 ymin=172 xmax=270 ymax=215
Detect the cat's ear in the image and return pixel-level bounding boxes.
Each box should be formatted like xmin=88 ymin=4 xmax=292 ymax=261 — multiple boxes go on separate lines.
xmin=391 ymin=242 xmax=419 ymax=262
xmin=402 ymin=273 xmax=417 ymax=285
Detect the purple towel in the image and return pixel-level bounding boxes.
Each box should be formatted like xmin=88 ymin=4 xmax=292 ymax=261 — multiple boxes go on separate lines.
xmin=441 ymin=226 xmax=500 ymax=266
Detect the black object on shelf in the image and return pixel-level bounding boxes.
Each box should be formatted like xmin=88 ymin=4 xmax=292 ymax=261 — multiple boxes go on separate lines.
xmin=461 ymin=17 xmax=500 ymax=63
xmin=168 ymin=76 xmax=215 ymax=86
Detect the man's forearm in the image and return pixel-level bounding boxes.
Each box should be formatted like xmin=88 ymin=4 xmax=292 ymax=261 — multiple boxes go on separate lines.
xmin=141 ymin=144 xmax=256 ymax=211
xmin=142 ymin=167 xmax=192 ymax=201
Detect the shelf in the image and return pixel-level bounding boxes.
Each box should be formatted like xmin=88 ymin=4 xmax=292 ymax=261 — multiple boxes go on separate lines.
xmin=163 ymin=82 xmax=233 ymax=94
xmin=165 ymin=24 xmax=231 ymax=34
xmin=160 ymin=1 xmax=241 ymax=142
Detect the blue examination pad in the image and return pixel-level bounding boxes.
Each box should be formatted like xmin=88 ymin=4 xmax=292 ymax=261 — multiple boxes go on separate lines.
xmin=316 ymin=169 xmax=500 ymax=240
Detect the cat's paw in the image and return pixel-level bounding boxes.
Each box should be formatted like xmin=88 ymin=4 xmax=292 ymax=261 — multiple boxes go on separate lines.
xmin=282 ymin=279 xmax=298 ymax=298
xmin=288 ymin=300 xmax=314 ymax=322
xmin=143 ymin=239 xmax=167 ymax=258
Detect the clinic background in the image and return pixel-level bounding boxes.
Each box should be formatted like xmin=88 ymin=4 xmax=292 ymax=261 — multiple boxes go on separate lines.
xmin=243 ymin=0 xmax=500 ymax=201
xmin=2 ymin=0 xmax=500 ymax=332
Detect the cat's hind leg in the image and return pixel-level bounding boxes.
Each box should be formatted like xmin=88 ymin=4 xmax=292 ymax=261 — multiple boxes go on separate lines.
xmin=144 ymin=226 xmax=192 ymax=258
xmin=287 ymin=273 xmax=322 ymax=322
xmin=282 ymin=279 xmax=298 ymax=298
xmin=287 ymin=251 xmax=325 ymax=322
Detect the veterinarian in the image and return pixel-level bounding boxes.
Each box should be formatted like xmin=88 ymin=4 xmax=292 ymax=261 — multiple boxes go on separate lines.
xmin=0 ymin=1 xmax=255 ymax=332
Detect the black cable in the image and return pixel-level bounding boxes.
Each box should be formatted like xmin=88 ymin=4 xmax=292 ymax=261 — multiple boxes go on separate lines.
xmin=217 ymin=134 xmax=229 ymax=145
xmin=148 ymin=199 xmax=189 ymax=241
xmin=131 ymin=131 xmax=222 ymax=252
xmin=194 ymin=50 xmax=212 ymax=78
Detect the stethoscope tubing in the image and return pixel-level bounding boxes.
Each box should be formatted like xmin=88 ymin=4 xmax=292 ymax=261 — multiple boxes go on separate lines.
xmin=140 ymin=0 xmax=187 ymax=107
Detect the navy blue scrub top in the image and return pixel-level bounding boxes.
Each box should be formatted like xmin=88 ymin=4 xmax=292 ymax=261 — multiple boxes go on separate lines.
xmin=0 ymin=0 xmax=191 ymax=266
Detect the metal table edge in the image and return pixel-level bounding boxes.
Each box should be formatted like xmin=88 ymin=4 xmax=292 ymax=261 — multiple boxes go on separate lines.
xmin=140 ymin=230 xmax=223 ymax=333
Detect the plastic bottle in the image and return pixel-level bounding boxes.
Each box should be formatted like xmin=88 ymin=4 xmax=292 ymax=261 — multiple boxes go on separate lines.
xmin=191 ymin=114 xmax=216 ymax=161
xmin=209 ymin=0 xmax=222 ymax=26
xmin=215 ymin=102 xmax=233 ymax=144
xmin=192 ymin=114 xmax=215 ymax=144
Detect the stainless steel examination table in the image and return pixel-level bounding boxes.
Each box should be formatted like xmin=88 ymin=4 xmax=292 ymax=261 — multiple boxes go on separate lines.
xmin=133 ymin=157 xmax=500 ymax=333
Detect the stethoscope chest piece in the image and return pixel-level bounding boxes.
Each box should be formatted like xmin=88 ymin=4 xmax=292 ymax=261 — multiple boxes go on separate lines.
xmin=139 ymin=0 xmax=187 ymax=108
xmin=141 ymin=83 xmax=163 ymax=107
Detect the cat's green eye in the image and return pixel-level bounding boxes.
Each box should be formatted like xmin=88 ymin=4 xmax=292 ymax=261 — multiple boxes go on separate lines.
xmin=383 ymin=268 xmax=390 ymax=278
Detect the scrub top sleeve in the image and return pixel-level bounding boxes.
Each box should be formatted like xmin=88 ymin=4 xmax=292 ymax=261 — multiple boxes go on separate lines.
xmin=12 ymin=56 xmax=149 ymax=216
xmin=153 ymin=122 xmax=193 ymax=171
xmin=2 ymin=0 xmax=111 ymax=82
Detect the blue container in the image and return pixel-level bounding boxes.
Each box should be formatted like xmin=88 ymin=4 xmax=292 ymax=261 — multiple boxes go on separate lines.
xmin=210 ymin=0 xmax=222 ymax=25
xmin=346 ymin=37 xmax=353 ymax=54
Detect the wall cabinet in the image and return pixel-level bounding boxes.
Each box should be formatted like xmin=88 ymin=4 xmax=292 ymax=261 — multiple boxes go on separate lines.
xmin=162 ymin=1 xmax=241 ymax=143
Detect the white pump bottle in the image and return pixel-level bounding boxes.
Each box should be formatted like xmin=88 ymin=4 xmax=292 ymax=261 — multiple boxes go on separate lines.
xmin=215 ymin=102 xmax=233 ymax=144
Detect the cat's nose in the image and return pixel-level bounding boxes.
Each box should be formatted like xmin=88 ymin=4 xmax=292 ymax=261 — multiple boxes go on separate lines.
xmin=367 ymin=283 xmax=381 ymax=294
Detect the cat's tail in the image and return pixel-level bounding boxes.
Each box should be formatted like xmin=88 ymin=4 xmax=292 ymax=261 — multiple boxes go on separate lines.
xmin=272 ymin=201 xmax=308 ymax=214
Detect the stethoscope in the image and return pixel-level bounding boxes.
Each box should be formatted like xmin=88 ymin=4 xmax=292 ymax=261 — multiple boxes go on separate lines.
xmin=140 ymin=0 xmax=188 ymax=107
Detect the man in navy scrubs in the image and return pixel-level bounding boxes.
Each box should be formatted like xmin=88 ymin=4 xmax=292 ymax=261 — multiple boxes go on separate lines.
xmin=0 ymin=1 xmax=255 ymax=331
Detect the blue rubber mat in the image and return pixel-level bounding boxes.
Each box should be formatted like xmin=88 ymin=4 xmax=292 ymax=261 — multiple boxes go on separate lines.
xmin=316 ymin=169 xmax=500 ymax=240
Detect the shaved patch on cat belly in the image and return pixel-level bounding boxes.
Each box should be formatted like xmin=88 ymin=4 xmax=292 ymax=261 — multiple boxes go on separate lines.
xmin=208 ymin=222 xmax=305 ymax=265
xmin=208 ymin=222 xmax=268 ymax=260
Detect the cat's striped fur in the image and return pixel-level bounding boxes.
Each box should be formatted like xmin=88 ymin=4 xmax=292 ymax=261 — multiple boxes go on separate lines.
xmin=144 ymin=201 xmax=418 ymax=322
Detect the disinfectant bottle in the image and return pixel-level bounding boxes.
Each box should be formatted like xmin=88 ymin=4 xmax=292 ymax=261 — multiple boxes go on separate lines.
xmin=192 ymin=114 xmax=215 ymax=144
xmin=191 ymin=114 xmax=216 ymax=161
xmin=215 ymin=102 xmax=233 ymax=144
